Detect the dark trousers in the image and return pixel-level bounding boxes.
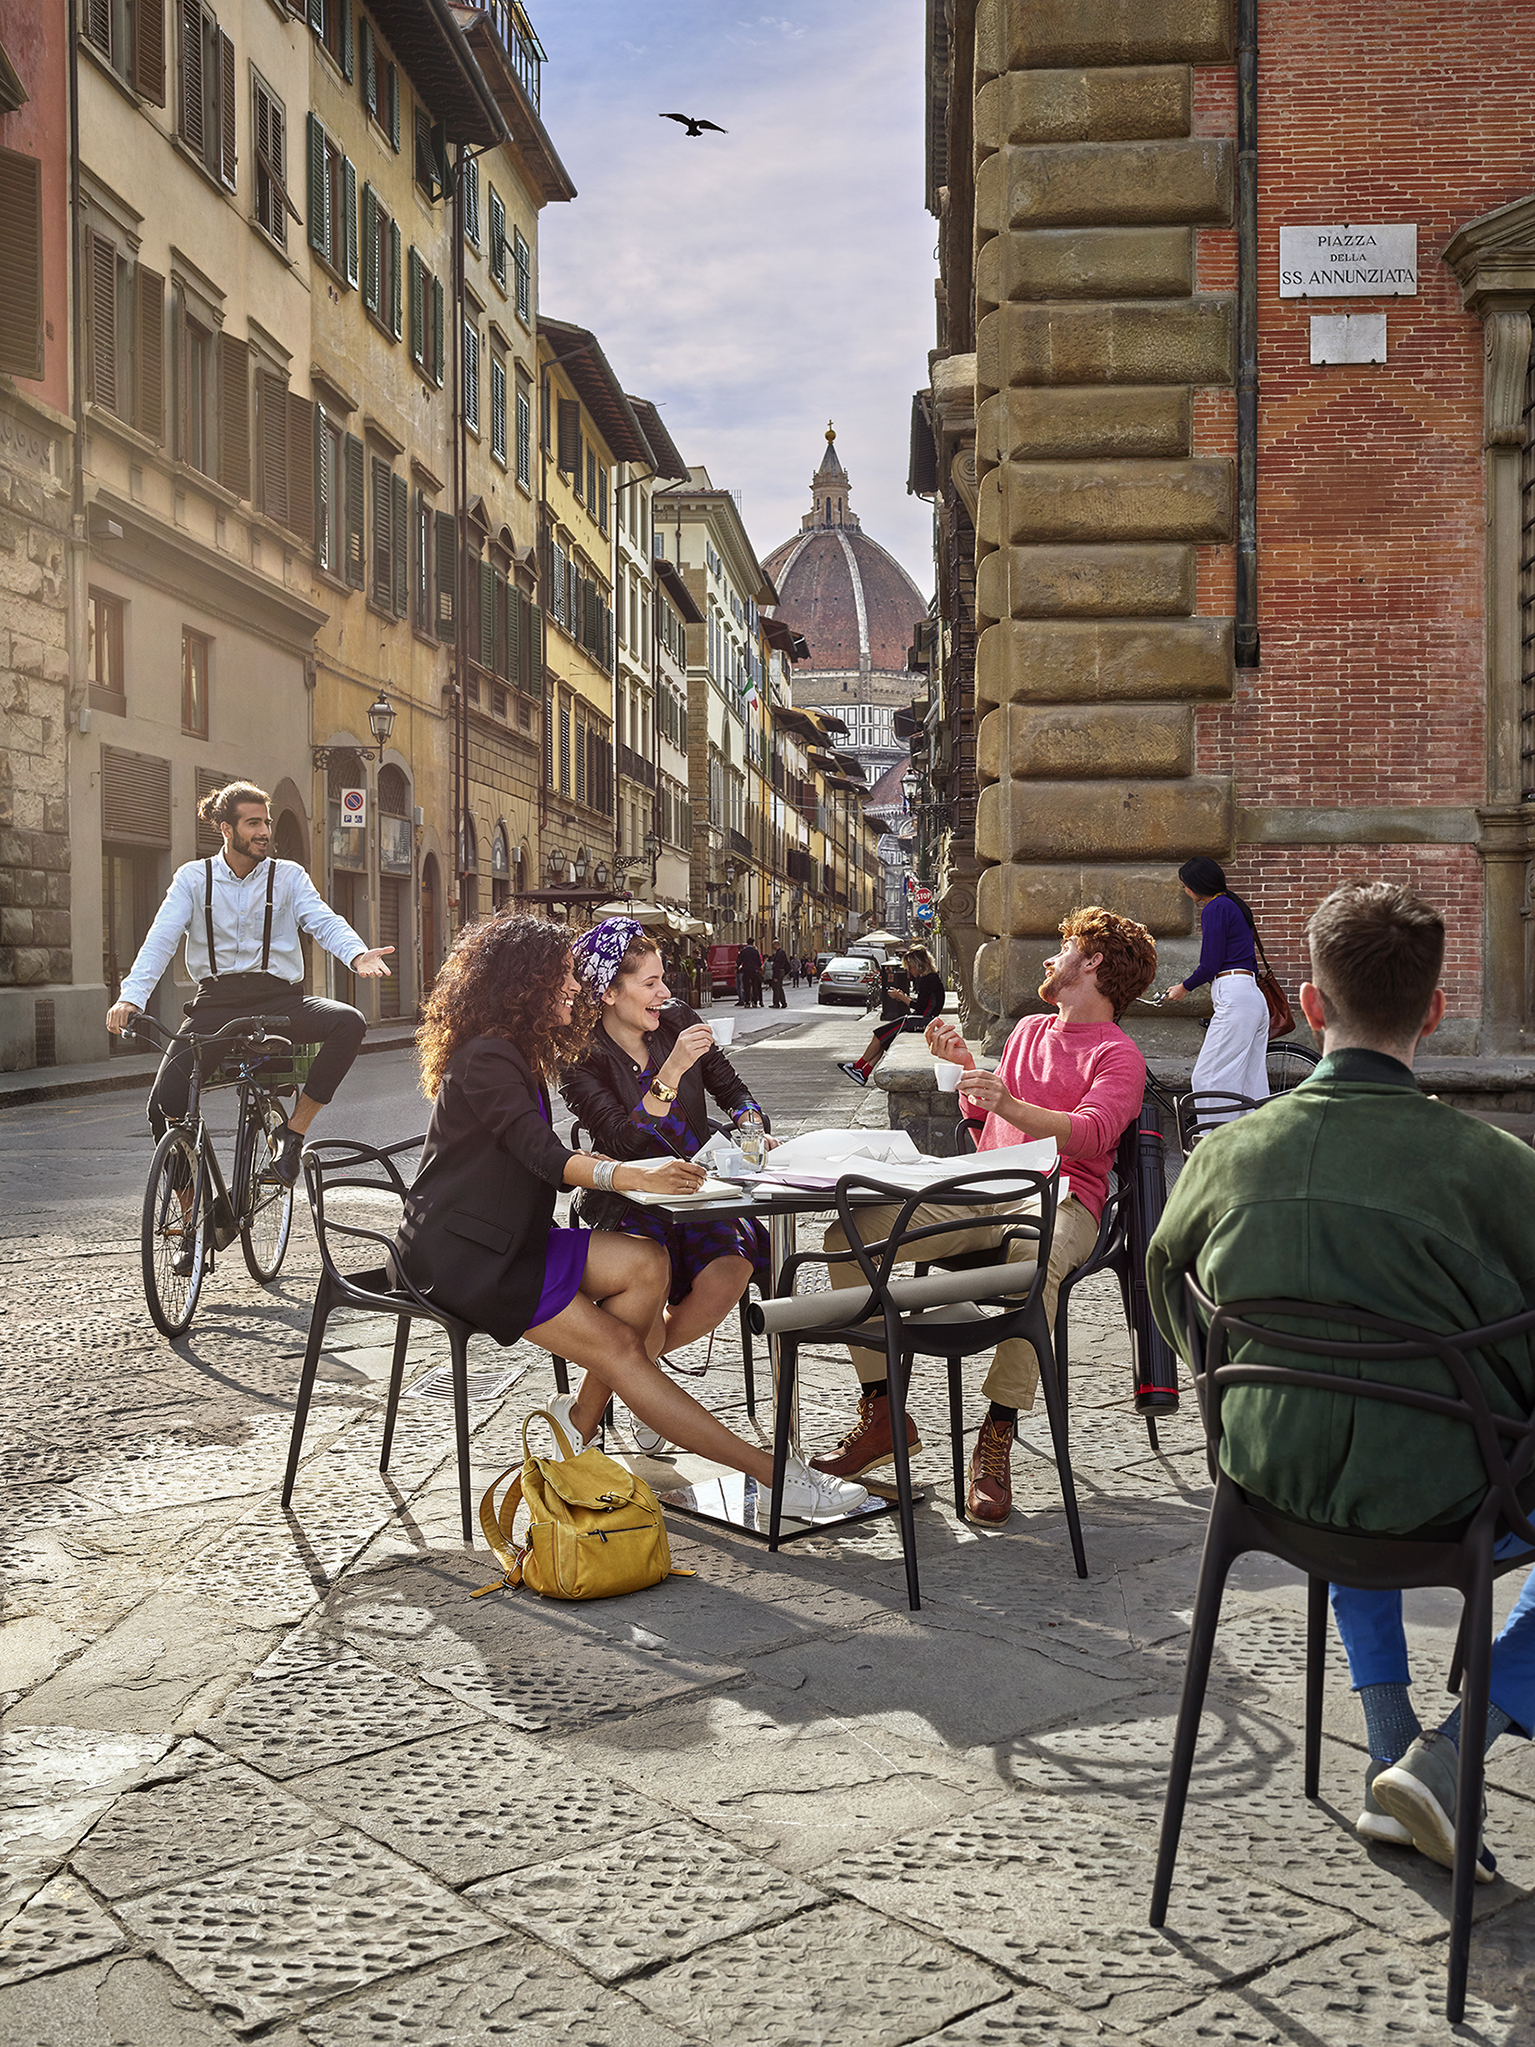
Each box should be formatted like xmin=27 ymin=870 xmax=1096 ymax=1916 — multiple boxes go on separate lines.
xmin=148 ymin=979 xmax=367 ymax=1140
xmin=771 ymin=976 xmax=787 ymax=1008
xmin=743 ymin=971 xmax=763 ymax=1007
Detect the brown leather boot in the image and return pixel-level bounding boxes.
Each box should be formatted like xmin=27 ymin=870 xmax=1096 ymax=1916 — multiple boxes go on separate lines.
xmin=809 ymin=1390 xmax=921 ymax=1480
xmin=967 ymin=1411 xmax=1013 ymax=1522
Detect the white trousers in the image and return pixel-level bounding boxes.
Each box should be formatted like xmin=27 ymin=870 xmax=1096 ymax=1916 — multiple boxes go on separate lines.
xmin=1191 ymin=972 xmax=1270 ymax=1124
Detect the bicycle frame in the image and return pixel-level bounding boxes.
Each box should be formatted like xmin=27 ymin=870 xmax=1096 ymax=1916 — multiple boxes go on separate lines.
xmin=180 ymin=1045 xmax=289 ymax=1251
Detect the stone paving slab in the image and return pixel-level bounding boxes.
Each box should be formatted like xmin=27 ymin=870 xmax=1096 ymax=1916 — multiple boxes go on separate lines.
xmin=625 ymin=1898 xmax=1008 ymax=2045
xmin=557 ymin=1681 xmax=1003 ymax=1873
xmin=0 ymin=1954 xmax=242 ymax=2047
xmin=290 ymin=1719 xmax=674 ymax=1887
xmin=259 ymin=1935 xmax=686 ymax=2046
xmin=909 ymin=1990 xmax=1137 ymax=2044
xmin=0 ymin=1870 xmax=130 ymax=1990
xmin=0 ymin=1726 xmax=170 ymax=1925
xmin=825 ymin=1794 xmax=1350 ymax=2027
xmin=196 ymin=1640 xmax=478 ymax=1777
xmin=467 ymin=1817 xmax=822 ymax=1982
xmin=72 ymin=1762 xmax=338 ymax=1900
xmin=115 ymin=1832 xmax=503 ymax=2032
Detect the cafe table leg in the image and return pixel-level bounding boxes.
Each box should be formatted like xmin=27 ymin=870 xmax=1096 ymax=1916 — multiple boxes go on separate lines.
xmin=767 ymin=1207 xmax=799 ymax=1452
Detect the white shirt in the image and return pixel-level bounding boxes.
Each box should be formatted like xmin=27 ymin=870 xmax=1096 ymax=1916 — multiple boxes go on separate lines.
xmin=119 ymin=852 xmax=369 ymax=1008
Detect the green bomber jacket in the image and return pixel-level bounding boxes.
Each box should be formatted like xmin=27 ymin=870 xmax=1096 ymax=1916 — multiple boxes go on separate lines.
xmin=1146 ymin=1049 xmax=1535 ymax=1536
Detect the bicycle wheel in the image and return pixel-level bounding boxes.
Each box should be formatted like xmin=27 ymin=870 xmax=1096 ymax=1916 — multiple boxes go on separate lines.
xmin=1267 ymin=1039 xmax=1321 ymax=1093
xmin=240 ymin=1092 xmax=295 ymax=1283
xmin=142 ymin=1126 xmax=209 ymax=1337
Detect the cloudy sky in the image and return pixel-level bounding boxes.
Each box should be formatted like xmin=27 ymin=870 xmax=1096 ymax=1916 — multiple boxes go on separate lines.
xmin=532 ymin=0 xmax=935 ymax=596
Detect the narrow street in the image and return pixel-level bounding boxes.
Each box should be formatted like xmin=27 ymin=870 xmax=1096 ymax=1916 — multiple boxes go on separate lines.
xmin=4 ymin=1011 xmax=1533 ymax=2042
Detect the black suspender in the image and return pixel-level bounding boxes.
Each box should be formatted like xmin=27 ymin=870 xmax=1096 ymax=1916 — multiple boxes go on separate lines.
xmin=203 ymin=856 xmax=278 ymax=980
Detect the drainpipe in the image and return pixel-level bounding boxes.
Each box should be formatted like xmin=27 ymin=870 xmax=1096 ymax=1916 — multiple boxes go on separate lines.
xmin=1234 ymin=0 xmax=1259 ymax=668
xmin=66 ymin=0 xmax=88 ymax=727
xmin=451 ymin=141 xmax=468 ymax=932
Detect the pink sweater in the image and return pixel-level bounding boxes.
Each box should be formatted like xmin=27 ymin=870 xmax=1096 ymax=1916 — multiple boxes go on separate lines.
xmin=976 ymin=1015 xmax=1147 ymax=1221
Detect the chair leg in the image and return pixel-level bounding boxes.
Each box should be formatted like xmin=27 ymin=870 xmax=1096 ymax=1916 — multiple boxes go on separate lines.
xmin=767 ymin=1337 xmax=797 ymax=1550
xmin=1304 ymin=1574 xmax=1328 ymax=1800
xmin=378 ymin=1314 xmax=411 ymax=1475
xmin=1054 ymin=1278 xmax=1072 ymax=1412
xmin=450 ymin=1325 xmax=474 ymax=1544
xmin=552 ymin=1355 xmax=570 ymax=1395
xmin=886 ymin=1346 xmax=921 ymax=1611
xmin=1151 ymin=1497 xmax=1240 ymax=1926
xmin=739 ymin=1296 xmax=756 ymax=1419
xmin=1446 ymin=1605 xmax=1469 ymax=1699
xmin=1446 ymin=1547 xmax=1494 ymax=2025
xmin=281 ymin=1275 xmax=334 ymax=1508
xmin=947 ymin=1358 xmax=967 ymax=1520
xmin=1031 ymin=1313 xmax=1088 ymax=1579
xmin=1145 ymin=1416 xmax=1161 ymax=1453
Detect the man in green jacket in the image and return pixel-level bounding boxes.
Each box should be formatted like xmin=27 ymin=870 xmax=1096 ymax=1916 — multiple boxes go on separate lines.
xmin=1148 ymin=880 xmax=1535 ymax=1882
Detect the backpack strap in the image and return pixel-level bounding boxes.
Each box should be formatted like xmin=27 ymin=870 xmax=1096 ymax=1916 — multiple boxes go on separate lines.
xmin=204 ymin=858 xmax=218 ymax=977
xmin=472 ymin=1465 xmax=526 ymax=1595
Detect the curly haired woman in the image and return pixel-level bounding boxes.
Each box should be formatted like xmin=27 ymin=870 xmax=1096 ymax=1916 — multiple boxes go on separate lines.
xmin=394 ymin=914 xmax=868 ymax=1522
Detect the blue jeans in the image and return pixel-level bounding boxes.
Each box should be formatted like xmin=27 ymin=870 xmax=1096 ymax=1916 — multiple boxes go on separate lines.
xmin=1330 ymin=1539 xmax=1535 ymax=1738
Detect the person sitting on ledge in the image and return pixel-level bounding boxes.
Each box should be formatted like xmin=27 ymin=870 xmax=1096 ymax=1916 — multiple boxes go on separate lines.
xmin=1147 ymin=881 xmax=1535 ymax=1881
xmin=811 ymin=907 xmax=1156 ymax=1521
xmin=393 ymin=913 xmax=867 ymax=1525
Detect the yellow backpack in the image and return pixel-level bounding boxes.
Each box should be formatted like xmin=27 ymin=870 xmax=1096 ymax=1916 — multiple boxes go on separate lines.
xmin=473 ymin=1409 xmax=693 ymax=1602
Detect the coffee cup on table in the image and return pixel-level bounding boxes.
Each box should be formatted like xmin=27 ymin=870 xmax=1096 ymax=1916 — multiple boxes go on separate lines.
xmin=709 ymin=1016 xmax=735 ymax=1047
xmin=933 ymin=1058 xmax=966 ymax=1092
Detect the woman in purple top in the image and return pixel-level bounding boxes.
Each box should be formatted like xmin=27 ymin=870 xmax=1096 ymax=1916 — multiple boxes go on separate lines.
xmin=1162 ymin=856 xmax=1270 ymax=1121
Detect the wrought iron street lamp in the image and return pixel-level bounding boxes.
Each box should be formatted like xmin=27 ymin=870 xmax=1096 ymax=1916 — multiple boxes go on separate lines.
xmin=574 ymin=847 xmax=589 ymax=884
xmin=594 ymin=860 xmax=610 ymax=889
xmin=546 ymin=847 xmax=565 ymax=882
xmin=367 ymin=692 xmax=397 ymax=746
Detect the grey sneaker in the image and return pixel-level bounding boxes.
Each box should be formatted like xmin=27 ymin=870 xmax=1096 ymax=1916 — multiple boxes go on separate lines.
xmin=1371 ymin=1731 xmax=1497 ymax=1884
xmin=1357 ymin=1759 xmax=1413 ymax=1846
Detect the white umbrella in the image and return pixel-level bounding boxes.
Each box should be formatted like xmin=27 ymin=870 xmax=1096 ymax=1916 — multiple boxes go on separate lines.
xmin=590 ymin=900 xmax=670 ymax=927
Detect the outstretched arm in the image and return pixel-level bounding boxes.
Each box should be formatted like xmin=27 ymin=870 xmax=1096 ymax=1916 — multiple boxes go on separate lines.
xmin=289 ymin=863 xmax=388 ymax=972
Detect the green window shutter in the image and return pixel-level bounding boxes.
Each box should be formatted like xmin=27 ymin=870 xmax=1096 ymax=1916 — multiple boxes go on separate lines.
xmin=387 ymin=64 xmax=399 ymax=150
xmin=389 ymin=219 xmax=401 ymax=339
xmin=508 ymin=584 xmax=521 ymax=681
xmin=431 ymin=273 xmax=444 ymax=386
xmin=479 ymin=560 xmax=495 ymax=668
xmin=408 ymin=247 xmax=423 ymax=365
xmin=413 ymin=486 xmax=428 ymax=627
xmin=435 ymin=509 xmax=456 ymax=638
xmin=370 ymin=454 xmax=391 ymax=604
xmin=308 ymin=0 xmax=322 ymax=33
xmin=340 ymin=1 xmax=353 ymax=82
xmin=343 ymin=431 xmax=365 ymax=587
xmin=307 ymin=113 xmax=325 ymax=254
xmin=361 ymin=183 xmax=378 ymax=312
xmin=391 ymin=471 xmax=409 ymax=615
xmin=361 ymin=17 xmax=375 ymax=116
xmin=530 ymin=603 xmax=544 ymax=686
xmin=342 ymin=157 xmax=358 ymax=287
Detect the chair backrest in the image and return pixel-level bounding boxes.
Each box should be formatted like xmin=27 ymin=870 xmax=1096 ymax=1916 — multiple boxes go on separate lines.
xmin=1176 ymin=1090 xmax=1264 ymax=1152
xmin=1180 ymin=1272 xmax=1535 ymax=1548
xmin=300 ymin=1135 xmax=426 ymax=1293
xmin=828 ymin=1162 xmax=1060 ymax=1337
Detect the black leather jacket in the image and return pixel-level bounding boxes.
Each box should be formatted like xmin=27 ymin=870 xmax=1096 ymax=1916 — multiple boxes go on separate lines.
xmin=560 ymin=1001 xmax=760 ymax=1229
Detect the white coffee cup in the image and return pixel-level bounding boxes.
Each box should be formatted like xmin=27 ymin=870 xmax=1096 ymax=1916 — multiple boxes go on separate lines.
xmin=934 ymin=1058 xmax=966 ymax=1092
xmin=709 ymin=1015 xmax=735 ymax=1047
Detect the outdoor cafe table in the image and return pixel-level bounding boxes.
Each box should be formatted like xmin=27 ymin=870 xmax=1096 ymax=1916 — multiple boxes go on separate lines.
xmin=619 ymin=1146 xmax=1061 ymax=1544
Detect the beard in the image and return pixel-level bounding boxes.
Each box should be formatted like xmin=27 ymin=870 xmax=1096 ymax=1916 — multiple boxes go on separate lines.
xmin=232 ymin=827 xmax=269 ymax=861
xmin=1038 ymin=955 xmax=1083 ymax=1006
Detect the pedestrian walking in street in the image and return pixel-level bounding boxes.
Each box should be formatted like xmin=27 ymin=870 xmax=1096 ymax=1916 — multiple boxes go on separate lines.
xmin=791 ymin=954 xmax=802 ymax=988
xmin=770 ymin=943 xmax=790 ymax=1008
xmin=395 ymin=914 xmax=866 ymax=1523
xmin=738 ymin=939 xmax=763 ymax=1008
xmin=105 ymin=780 xmax=392 ymax=1193
xmin=1160 ymin=856 xmax=1270 ymax=1126
xmin=837 ymin=946 xmax=944 ymax=1086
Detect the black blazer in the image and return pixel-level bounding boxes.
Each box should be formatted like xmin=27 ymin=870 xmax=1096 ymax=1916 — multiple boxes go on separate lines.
xmin=394 ymin=1035 xmax=574 ymax=1345
xmin=561 ymin=1001 xmax=755 ymax=1229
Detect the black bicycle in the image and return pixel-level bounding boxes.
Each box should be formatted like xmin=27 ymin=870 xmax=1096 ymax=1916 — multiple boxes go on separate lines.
xmin=120 ymin=1012 xmax=300 ymax=1336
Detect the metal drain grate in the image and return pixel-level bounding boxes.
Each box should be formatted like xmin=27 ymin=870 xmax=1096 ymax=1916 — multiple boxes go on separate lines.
xmin=404 ymin=1362 xmax=528 ymax=1404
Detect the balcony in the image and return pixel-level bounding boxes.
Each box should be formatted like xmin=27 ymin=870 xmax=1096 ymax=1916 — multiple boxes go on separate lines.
xmin=728 ymin=827 xmax=752 ymax=859
xmin=616 ymin=742 xmax=655 ymax=791
xmin=482 ymin=1 xmax=543 ymax=108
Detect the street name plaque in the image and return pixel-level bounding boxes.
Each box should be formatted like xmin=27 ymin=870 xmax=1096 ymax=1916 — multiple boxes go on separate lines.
xmin=1278 ymin=224 xmax=1418 ymax=298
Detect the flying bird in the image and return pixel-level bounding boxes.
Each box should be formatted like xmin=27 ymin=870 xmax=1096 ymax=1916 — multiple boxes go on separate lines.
xmin=661 ymin=113 xmax=727 ymax=137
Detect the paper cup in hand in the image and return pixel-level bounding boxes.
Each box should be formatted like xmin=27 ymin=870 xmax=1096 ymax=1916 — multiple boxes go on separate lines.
xmin=933 ymin=1058 xmax=966 ymax=1092
xmin=709 ymin=1016 xmax=735 ymax=1047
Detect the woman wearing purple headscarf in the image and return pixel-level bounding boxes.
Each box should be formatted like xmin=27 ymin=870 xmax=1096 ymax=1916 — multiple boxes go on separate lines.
xmin=564 ymin=919 xmax=773 ymax=1445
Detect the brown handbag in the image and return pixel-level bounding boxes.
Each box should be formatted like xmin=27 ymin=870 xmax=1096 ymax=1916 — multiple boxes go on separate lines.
xmin=1253 ymin=933 xmax=1294 ymax=1038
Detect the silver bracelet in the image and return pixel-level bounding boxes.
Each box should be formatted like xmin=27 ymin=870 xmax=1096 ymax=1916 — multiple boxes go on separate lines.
xmin=592 ymin=1158 xmax=618 ymax=1193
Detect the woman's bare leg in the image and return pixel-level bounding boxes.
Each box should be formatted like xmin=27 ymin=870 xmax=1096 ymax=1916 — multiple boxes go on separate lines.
xmin=527 ymin=1236 xmax=777 ymax=1483
xmin=656 ymin=1253 xmax=751 ymax=1356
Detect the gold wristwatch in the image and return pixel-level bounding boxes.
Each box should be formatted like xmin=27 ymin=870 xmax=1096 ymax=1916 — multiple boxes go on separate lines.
xmin=646 ymin=1076 xmax=678 ymax=1104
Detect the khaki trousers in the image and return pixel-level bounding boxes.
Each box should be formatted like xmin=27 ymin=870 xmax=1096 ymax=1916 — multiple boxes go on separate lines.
xmin=821 ymin=1193 xmax=1101 ymax=1412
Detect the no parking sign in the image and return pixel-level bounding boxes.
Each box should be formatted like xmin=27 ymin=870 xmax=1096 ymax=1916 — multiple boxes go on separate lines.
xmin=339 ymin=787 xmax=366 ymax=827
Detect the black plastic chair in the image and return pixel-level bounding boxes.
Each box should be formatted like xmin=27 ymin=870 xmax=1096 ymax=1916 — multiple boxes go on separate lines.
xmin=281 ymin=1135 xmax=481 ymax=1542
xmin=1153 ymin=1273 xmax=1535 ymax=2024
xmin=1174 ymin=1089 xmax=1264 ymax=1152
xmin=754 ymin=1162 xmax=1085 ymax=1609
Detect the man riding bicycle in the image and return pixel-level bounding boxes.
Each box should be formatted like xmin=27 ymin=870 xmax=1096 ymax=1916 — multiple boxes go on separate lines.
xmin=106 ymin=780 xmax=392 ymax=1187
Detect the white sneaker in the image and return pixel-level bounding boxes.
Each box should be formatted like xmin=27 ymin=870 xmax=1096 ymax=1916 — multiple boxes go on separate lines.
xmin=627 ymin=1413 xmax=672 ymax=1455
xmin=774 ymin=1452 xmax=869 ymax=1520
xmin=544 ymin=1395 xmax=589 ymax=1457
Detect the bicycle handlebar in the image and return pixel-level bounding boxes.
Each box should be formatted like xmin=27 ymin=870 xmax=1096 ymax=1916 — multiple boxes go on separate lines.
xmin=120 ymin=1012 xmax=293 ymax=1057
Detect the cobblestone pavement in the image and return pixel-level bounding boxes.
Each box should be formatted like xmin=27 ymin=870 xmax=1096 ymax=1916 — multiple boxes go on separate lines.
xmin=3 ymin=1012 xmax=1534 ymax=2043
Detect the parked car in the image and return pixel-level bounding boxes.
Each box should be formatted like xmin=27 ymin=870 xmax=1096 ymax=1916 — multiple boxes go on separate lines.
xmin=816 ymin=956 xmax=881 ymax=1006
xmin=814 ymin=951 xmax=838 ymax=979
xmin=707 ymin=943 xmax=741 ymax=996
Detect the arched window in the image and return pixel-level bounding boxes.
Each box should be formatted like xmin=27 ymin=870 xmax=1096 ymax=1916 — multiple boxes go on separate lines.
xmin=378 ymin=765 xmax=409 ymax=814
xmin=273 ymin=809 xmax=305 ymax=864
xmin=459 ymin=813 xmax=479 ymax=923
xmin=491 ymin=824 xmax=511 ymax=909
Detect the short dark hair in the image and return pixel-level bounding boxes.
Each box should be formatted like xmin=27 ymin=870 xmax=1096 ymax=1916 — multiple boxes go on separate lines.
xmin=1305 ymin=882 xmax=1444 ymax=1039
xmin=197 ymin=780 xmax=269 ymax=829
